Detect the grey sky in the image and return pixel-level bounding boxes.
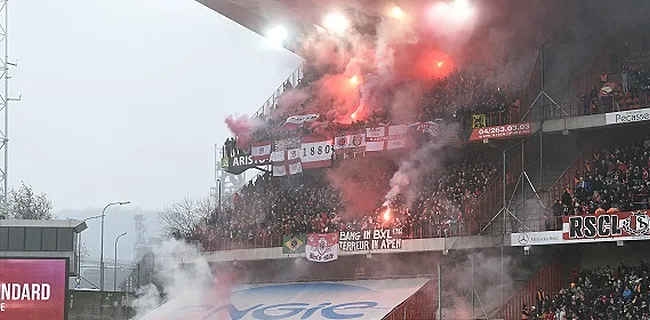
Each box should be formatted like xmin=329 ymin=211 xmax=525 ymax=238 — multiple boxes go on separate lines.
xmin=10 ymin=0 xmax=301 ymax=211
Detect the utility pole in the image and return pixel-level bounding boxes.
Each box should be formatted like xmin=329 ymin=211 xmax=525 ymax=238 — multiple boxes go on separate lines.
xmin=0 ymin=0 xmax=21 ymax=204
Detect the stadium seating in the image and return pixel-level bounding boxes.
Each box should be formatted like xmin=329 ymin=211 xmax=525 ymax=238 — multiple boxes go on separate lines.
xmin=546 ymin=138 xmax=650 ymax=230
xmin=209 ymin=41 xmax=650 ymax=250
xmin=203 ymin=145 xmax=501 ymax=250
xmin=530 ymin=263 xmax=650 ymax=319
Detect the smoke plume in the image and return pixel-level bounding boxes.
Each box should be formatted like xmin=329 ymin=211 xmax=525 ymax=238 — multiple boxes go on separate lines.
xmin=441 ymin=251 xmax=517 ymax=319
xmin=383 ymin=122 xmax=460 ymax=207
xmin=129 ymin=240 xmax=234 ymax=320
xmin=224 ymin=115 xmax=265 ymax=149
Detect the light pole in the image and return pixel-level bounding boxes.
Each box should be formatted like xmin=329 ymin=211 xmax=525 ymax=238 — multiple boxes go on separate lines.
xmin=113 ymin=232 xmax=127 ymax=291
xmin=78 ymin=214 xmax=102 ymax=279
xmin=99 ymin=201 xmax=130 ymax=292
xmin=217 ymin=178 xmax=222 ymax=212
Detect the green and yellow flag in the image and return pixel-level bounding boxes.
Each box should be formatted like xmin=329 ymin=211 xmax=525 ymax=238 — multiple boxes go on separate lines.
xmin=282 ymin=234 xmax=306 ymax=254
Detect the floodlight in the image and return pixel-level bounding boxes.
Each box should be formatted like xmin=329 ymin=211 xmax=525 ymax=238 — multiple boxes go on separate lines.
xmin=450 ymin=0 xmax=474 ymax=21
xmin=266 ymin=26 xmax=288 ymax=45
xmin=323 ymin=12 xmax=349 ymax=33
xmin=390 ymin=6 xmax=406 ymax=19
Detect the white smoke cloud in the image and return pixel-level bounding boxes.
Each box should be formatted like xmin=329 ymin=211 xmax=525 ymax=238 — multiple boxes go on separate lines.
xmin=129 ymin=240 xmax=216 ymax=320
xmin=441 ymin=251 xmax=516 ymax=320
xmin=383 ymin=124 xmax=458 ymax=207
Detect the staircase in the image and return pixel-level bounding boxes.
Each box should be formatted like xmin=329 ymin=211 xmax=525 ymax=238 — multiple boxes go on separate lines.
xmin=226 ymin=63 xmax=306 ymax=201
xmin=474 ymin=136 xmax=587 ymax=234
xmin=494 ymin=262 xmax=566 ymax=320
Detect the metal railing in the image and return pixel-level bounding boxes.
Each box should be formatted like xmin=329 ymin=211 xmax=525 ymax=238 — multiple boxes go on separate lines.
xmin=541 ymin=147 xmax=590 ymax=211
xmin=459 ymin=109 xmax=522 ymax=130
xmin=199 ymin=222 xmax=493 ymax=252
xmin=222 ymin=63 xmax=306 ymax=204
xmin=537 ymin=92 xmax=649 ymax=121
xmin=252 ymin=63 xmax=305 ymax=119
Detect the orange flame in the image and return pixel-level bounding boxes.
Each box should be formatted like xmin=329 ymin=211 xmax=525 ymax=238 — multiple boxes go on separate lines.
xmin=383 ymin=208 xmax=391 ymax=221
xmin=350 ymin=76 xmax=359 ymax=86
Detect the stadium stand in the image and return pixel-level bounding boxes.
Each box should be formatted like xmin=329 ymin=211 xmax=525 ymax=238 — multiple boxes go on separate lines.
xmin=528 ymin=262 xmax=650 ymax=319
xmin=544 ymin=134 xmax=650 ymax=230
xmin=203 ymin=143 xmax=502 ymax=250
xmin=207 ymin=63 xmax=650 ymax=251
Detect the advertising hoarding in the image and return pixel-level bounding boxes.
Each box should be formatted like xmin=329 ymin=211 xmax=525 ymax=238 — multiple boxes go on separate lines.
xmin=605 ymin=108 xmax=650 ymax=125
xmin=510 ymin=210 xmax=650 ymax=246
xmin=468 ymin=122 xmax=532 ymax=141
xmin=0 ymin=258 xmax=68 ymax=320
xmin=137 ymin=278 xmax=430 ymax=320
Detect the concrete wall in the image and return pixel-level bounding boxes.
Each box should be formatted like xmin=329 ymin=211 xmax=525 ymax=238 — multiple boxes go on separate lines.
xmin=69 ymin=290 xmax=134 ymax=320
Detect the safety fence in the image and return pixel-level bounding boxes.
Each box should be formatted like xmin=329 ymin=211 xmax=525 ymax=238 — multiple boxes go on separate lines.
xmin=383 ymin=280 xmax=437 ymax=320
xmin=199 ymin=221 xmax=493 ymax=252
xmin=69 ymin=290 xmax=133 ymax=320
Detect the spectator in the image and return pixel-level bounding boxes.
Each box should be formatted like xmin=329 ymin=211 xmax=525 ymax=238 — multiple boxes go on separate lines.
xmin=558 ymin=139 xmax=650 ymax=218
xmin=197 ymin=146 xmax=500 ymax=250
xmin=534 ymin=262 xmax=650 ymax=319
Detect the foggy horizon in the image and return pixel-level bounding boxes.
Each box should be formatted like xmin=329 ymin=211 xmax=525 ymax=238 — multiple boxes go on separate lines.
xmin=10 ymin=0 xmax=302 ymax=211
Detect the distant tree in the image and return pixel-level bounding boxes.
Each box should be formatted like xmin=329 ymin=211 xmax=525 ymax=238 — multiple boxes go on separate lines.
xmin=1 ymin=182 xmax=53 ymax=220
xmin=158 ymin=198 xmax=212 ymax=239
xmin=79 ymin=242 xmax=90 ymax=263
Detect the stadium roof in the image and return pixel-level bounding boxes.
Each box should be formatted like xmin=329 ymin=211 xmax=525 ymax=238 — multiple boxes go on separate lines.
xmin=196 ymin=0 xmax=395 ymax=52
xmin=0 ymin=219 xmax=87 ymax=233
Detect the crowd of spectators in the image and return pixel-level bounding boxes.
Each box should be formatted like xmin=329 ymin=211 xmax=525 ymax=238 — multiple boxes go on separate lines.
xmin=527 ymin=262 xmax=650 ymax=319
xmin=251 ymin=66 xmax=521 ymax=143
xmin=419 ymin=70 xmax=521 ymax=126
xmin=198 ymin=145 xmax=501 ymax=249
xmin=580 ymin=39 xmax=650 ymax=116
xmin=551 ymin=137 xmax=650 ymax=224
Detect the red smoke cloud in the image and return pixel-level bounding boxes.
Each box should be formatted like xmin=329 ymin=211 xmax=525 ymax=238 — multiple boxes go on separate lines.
xmin=224 ymin=115 xmax=262 ymax=149
xmin=326 ymin=157 xmax=396 ymax=218
xmin=390 ymin=43 xmax=455 ymax=82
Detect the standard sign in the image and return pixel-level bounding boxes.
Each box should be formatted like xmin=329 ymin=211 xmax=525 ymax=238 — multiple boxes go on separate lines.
xmin=605 ymin=108 xmax=650 ymax=125
xmin=339 ymin=228 xmax=403 ymax=251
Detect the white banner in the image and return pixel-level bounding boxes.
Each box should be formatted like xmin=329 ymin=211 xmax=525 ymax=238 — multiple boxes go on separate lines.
xmin=387 ymin=125 xmax=408 ymax=149
xmin=271 ymin=149 xmax=302 ymax=177
xmin=250 ymin=141 xmax=272 ymax=160
xmin=365 ymin=125 xmax=408 ymax=152
xmin=300 ymin=137 xmax=333 ymax=169
xmin=605 ymin=108 xmax=650 ymax=125
xmin=510 ymin=231 xmax=564 ymax=246
xmin=306 ymin=233 xmax=338 ymax=263
xmin=334 ymin=132 xmax=366 ymax=152
xmin=285 ymin=114 xmax=320 ymax=125
xmin=365 ymin=127 xmax=386 ymax=152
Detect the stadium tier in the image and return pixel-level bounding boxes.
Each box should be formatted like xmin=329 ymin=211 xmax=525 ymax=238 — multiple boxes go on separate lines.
xmin=127 ymin=2 xmax=650 ymax=320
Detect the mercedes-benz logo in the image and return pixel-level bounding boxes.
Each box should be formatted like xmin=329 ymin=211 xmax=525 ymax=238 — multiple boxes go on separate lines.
xmin=518 ymin=233 xmax=530 ymax=245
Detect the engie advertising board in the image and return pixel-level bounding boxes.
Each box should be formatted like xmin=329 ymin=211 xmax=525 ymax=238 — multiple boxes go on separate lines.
xmin=0 ymin=258 xmax=68 ymax=320
xmin=136 ymin=278 xmax=431 ymax=320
